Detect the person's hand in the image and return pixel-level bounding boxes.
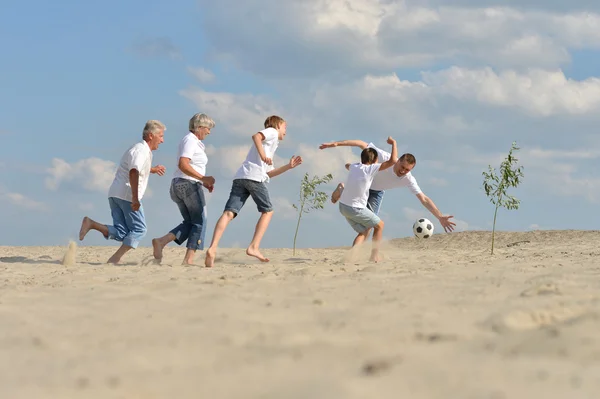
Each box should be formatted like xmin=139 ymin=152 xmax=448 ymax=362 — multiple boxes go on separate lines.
xmin=262 ymin=156 xmax=273 ymax=165
xmin=289 ymin=155 xmax=303 ymax=169
xmin=131 ymin=199 xmax=141 ymax=212
xmin=438 ymin=215 xmax=456 ymax=233
xmin=202 ymin=176 xmax=215 ymax=186
xmin=386 ymin=136 xmax=395 ymax=145
xmin=319 ymin=142 xmax=337 ymax=150
xmin=152 ymin=165 xmax=166 ymax=176
xmin=203 ymin=183 xmax=214 ymax=193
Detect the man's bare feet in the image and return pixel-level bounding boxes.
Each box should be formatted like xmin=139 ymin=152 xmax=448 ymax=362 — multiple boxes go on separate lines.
xmin=106 ymin=257 xmax=121 ymax=265
xmin=79 ymin=217 xmax=93 ymax=241
xmin=152 ymin=238 xmax=164 ymax=260
xmin=369 ymin=250 xmax=381 ymax=263
xmin=246 ymin=247 xmax=270 ymax=262
xmin=331 ymin=183 xmax=344 ymax=204
xmin=205 ymin=248 xmax=216 ymax=268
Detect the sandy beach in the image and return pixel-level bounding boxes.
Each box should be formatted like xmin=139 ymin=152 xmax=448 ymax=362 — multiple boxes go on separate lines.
xmin=2 ymin=230 xmax=600 ymax=398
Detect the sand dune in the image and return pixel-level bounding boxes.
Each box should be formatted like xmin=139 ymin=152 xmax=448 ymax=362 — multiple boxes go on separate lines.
xmin=2 ymin=230 xmax=600 ymax=398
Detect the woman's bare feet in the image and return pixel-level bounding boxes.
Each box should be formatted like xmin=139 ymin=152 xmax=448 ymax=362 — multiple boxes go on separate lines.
xmin=246 ymin=247 xmax=270 ymax=262
xmin=331 ymin=183 xmax=344 ymax=204
xmin=152 ymin=238 xmax=165 ymax=260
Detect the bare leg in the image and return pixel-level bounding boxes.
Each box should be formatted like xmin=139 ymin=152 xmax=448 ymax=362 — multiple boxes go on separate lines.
xmin=370 ymin=221 xmax=385 ymax=263
xmin=331 ymin=183 xmax=344 ymax=204
xmin=79 ymin=216 xmax=109 ymax=240
xmin=107 ymin=244 xmax=133 ymax=264
xmin=182 ymin=248 xmax=196 ymax=265
xmin=246 ymin=211 xmax=273 ymax=262
xmin=352 ymin=231 xmax=369 ymax=247
xmin=152 ymin=233 xmax=176 ymax=260
xmin=205 ymin=211 xmax=235 ymax=268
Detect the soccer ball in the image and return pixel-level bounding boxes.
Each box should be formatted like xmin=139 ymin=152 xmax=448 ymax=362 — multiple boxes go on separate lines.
xmin=413 ymin=218 xmax=434 ymax=238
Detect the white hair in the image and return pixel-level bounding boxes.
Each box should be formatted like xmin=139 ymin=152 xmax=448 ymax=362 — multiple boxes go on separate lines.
xmin=142 ymin=120 xmax=166 ymax=140
xmin=189 ymin=113 xmax=215 ymax=132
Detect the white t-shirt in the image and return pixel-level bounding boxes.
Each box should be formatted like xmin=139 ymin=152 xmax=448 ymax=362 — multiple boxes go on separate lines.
xmin=108 ymin=141 xmax=153 ymax=202
xmin=339 ymin=163 xmax=381 ymax=208
xmin=368 ymin=143 xmax=422 ymax=194
xmin=172 ymin=132 xmax=208 ymax=182
xmin=233 ymin=127 xmax=279 ymax=183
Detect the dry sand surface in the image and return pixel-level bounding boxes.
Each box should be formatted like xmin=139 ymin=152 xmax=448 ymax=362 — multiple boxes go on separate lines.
xmin=2 ymin=230 xmax=600 ymax=398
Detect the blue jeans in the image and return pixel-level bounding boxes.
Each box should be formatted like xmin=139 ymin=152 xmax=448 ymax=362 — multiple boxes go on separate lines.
xmin=169 ymin=178 xmax=207 ymax=250
xmin=367 ymin=189 xmax=385 ymax=215
xmin=107 ymin=197 xmax=147 ymax=248
xmin=224 ymin=178 xmax=273 ymax=217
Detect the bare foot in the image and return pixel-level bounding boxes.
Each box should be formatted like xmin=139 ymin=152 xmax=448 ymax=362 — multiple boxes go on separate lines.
xmin=79 ymin=217 xmax=92 ymax=241
xmin=370 ymin=251 xmax=381 ymax=263
xmin=152 ymin=238 xmax=164 ymax=260
xmin=246 ymin=247 xmax=270 ymax=262
xmin=205 ymin=248 xmax=216 ymax=268
xmin=106 ymin=257 xmax=121 ymax=265
xmin=331 ymin=183 xmax=344 ymax=204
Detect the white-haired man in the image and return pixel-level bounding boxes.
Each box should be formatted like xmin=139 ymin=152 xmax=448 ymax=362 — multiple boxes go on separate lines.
xmin=79 ymin=120 xmax=167 ymax=264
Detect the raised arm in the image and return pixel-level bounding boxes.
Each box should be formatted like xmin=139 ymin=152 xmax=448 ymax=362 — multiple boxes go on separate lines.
xmin=252 ymin=132 xmax=272 ymax=165
xmin=379 ymin=137 xmax=398 ymax=171
xmin=320 ymin=139 xmax=368 ymax=150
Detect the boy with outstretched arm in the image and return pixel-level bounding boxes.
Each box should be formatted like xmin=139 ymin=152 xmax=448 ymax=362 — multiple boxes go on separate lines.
xmin=204 ymin=115 xmax=302 ymax=267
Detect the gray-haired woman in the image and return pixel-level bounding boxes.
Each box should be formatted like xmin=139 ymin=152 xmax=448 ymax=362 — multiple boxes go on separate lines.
xmin=152 ymin=113 xmax=216 ymax=265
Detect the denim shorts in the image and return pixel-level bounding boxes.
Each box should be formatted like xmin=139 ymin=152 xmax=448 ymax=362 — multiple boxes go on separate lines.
xmin=339 ymin=202 xmax=381 ymax=233
xmin=367 ymin=189 xmax=385 ymax=215
xmin=107 ymin=197 xmax=147 ymax=248
xmin=224 ymin=179 xmax=273 ymax=216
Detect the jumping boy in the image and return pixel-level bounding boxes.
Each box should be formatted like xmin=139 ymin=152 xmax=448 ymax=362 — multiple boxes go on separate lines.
xmin=204 ymin=115 xmax=302 ymax=267
xmin=338 ymin=136 xmax=397 ymax=262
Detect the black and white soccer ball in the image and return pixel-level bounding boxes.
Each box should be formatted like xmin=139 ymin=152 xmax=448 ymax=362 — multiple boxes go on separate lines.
xmin=413 ymin=218 xmax=434 ymax=238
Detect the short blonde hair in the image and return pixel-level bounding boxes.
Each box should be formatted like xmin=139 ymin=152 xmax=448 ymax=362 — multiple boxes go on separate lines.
xmin=189 ymin=113 xmax=216 ymax=132
xmin=264 ymin=115 xmax=285 ymax=129
xmin=142 ymin=120 xmax=166 ymax=140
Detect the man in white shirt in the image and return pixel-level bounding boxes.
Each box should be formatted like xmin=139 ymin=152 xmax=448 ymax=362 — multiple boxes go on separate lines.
xmin=320 ymin=139 xmax=456 ymax=234
xmin=339 ymin=137 xmax=398 ymax=262
xmin=79 ymin=120 xmax=167 ymax=264
xmin=204 ymin=115 xmax=303 ymax=267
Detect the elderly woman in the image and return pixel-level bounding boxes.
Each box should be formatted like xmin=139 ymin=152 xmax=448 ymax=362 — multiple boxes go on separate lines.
xmin=152 ymin=113 xmax=216 ymax=265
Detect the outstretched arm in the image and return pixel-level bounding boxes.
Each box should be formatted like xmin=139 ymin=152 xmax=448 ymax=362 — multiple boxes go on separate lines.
xmin=416 ymin=193 xmax=456 ymax=233
xmin=320 ymin=139 xmax=368 ymax=150
xmin=379 ymin=136 xmax=398 ymax=171
xmin=267 ymin=156 xmax=303 ymax=178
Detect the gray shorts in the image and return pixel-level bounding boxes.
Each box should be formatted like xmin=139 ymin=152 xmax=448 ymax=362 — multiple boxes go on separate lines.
xmin=224 ymin=179 xmax=273 ymax=217
xmin=339 ymin=202 xmax=381 ymax=233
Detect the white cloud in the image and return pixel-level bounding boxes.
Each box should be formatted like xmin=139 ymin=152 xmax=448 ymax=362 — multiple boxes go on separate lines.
xmin=0 ymin=192 xmax=48 ymax=211
xmin=187 ymin=66 xmax=216 ymax=83
xmin=294 ymin=144 xmax=354 ymax=185
xmin=198 ymin=2 xmax=600 ymax=76
xmin=271 ymin=197 xmax=297 ymax=220
xmin=45 ymin=157 xmax=116 ymax=192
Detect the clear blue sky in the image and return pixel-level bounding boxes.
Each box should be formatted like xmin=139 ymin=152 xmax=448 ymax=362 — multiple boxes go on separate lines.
xmin=2 ymin=0 xmax=600 ymax=249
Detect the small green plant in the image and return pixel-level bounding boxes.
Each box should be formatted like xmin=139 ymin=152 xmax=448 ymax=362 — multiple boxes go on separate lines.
xmin=292 ymin=172 xmax=333 ymax=255
xmin=482 ymin=141 xmax=524 ymax=255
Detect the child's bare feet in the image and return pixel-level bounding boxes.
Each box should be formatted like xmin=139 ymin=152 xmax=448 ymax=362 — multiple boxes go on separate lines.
xmin=246 ymin=247 xmax=270 ymax=262
xmin=205 ymin=248 xmax=216 ymax=268
xmin=331 ymin=183 xmax=344 ymax=204
xmin=152 ymin=238 xmax=164 ymax=260
xmin=79 ymin=217 xmax=92 ymax=240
